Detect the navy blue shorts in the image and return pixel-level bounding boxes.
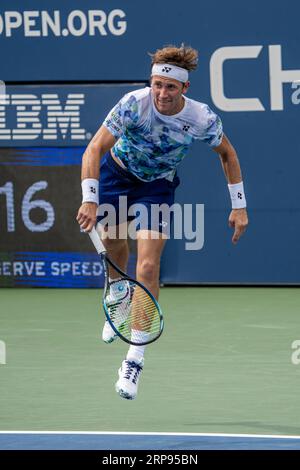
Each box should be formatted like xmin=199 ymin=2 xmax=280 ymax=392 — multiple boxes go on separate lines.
xmin=97 ymin=151 xmax=180 ymax=233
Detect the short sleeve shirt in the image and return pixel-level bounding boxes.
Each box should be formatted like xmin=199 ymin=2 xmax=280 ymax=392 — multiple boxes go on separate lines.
xmin=103 ymin=87 xmax=223 ymax=182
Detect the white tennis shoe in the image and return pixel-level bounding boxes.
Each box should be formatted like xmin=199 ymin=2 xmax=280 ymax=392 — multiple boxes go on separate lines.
xmin=102 ymin=319 xmax=118 ymax=343
xmin=115 ymin=358 xmax=144 ymax=400
xmin=102 ymin=280 xmax=131 ymax=343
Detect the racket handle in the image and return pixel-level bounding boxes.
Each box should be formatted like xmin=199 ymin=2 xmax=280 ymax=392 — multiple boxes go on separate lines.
xmin=89 ymin=227 xmax=107 ymax=254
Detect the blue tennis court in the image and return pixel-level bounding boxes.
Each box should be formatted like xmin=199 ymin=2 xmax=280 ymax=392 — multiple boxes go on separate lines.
xmin=1 ymin=432 xmax=300 ymax=450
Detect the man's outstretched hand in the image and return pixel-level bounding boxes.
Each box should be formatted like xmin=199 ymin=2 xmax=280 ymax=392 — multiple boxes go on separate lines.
xmin=228 ymin=208 xmax=248 ymax=244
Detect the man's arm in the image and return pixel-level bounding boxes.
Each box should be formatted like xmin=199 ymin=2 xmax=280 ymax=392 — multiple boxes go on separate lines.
xmin=213 ymin=133 xmax=248 ymax=244
xmin=76 ymin=125 xmax=116 ymax=232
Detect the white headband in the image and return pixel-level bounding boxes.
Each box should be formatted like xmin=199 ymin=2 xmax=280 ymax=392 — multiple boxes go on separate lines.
xmin=151 ymin=63 xmax=189 ymax=83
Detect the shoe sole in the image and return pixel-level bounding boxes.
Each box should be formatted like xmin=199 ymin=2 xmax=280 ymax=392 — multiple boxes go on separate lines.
xmin=116 ymin=388 xmax=135 ymax=400
xmin=115 ymin=383 xmax=136 ymax=400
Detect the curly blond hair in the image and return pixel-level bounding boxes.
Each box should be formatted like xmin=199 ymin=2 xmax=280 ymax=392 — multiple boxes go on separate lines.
xmin=149 ymin=44 xmax=198 ymax=71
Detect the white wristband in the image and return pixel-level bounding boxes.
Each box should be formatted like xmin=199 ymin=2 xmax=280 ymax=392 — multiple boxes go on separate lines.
xmin=228 ymin=181 xmax=247 ymax=209
xmin=81 ymin=178 xmax=99 ymax=204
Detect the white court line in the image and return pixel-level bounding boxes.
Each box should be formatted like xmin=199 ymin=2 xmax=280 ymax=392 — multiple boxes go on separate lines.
xmin=0 ymin=431 xmax=300 ymax=440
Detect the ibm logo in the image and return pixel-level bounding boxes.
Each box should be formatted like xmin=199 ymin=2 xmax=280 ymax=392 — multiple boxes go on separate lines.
xmin=0 ymin=93 xmax=86 ymax=140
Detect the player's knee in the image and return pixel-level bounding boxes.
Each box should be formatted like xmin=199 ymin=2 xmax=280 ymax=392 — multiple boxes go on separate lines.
xmin=137 ymin=258 xmax=159 ymax=282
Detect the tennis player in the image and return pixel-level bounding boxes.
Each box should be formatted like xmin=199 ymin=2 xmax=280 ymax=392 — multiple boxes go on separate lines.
xmin=76 ymin=45 xmax=248 ymax=400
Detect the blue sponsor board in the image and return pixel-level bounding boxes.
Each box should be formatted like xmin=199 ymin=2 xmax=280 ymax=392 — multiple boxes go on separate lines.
xmin=0 ymin=145 xmax=137 ymax=287
xmin=0 ymin=83 xmax=143 ymax=287
xmin=0 ymin=252 xmax=103 ymax=287
xmin=0 ymin=251 xmax=137 ymax=287
xmin=0 ymin=84 xmax=146 ymax=147
xmin=0 ymin=0 xmax=299 ymax=85
xmin=0 ymin=0 xmax=300 ymax=286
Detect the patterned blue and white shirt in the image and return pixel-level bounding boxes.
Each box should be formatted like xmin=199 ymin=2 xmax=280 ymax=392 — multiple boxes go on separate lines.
xmin=103 ymin=87 xmax=223 ymax=182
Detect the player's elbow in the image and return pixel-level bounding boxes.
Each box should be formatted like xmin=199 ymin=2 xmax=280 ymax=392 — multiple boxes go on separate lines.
xmin=82 ymin=141 xmax=101 ymax=162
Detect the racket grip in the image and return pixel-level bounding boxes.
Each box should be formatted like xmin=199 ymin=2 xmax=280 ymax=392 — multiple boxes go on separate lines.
xmin=89 ymin=227 xmax=107 ymax=254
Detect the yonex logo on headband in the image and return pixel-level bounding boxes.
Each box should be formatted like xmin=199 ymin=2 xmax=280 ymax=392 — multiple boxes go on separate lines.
xmin=151 ymin=63 xmax=189 ymax=83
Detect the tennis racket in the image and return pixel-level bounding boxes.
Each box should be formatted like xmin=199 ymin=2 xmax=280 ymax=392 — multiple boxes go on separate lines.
xmin=89 ymin=227 xmax=164 ymax=346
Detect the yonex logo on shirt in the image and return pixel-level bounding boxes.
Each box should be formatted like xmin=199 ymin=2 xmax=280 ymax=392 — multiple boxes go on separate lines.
xmin=183 ymin=125 xmax=190 ymax=132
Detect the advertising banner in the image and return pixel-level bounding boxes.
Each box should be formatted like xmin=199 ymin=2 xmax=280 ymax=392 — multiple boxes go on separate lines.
xmin=0 ymin=83 xmax=146 ymax=147
xmin=0 ymin=83 xmax=144 ymax=286
xmin=0 ymin=1 xmax=300 ymax=284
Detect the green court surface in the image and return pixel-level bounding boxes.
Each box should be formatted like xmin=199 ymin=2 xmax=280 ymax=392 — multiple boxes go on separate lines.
xmin=0 ymin=287 xmax=300 ymax=435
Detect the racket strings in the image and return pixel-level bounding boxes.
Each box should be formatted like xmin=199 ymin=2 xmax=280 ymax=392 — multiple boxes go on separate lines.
xmin=104 ymin=280 xmax=161 ymax=344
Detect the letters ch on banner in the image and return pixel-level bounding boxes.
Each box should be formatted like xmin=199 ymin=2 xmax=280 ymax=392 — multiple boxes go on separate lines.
xmin=210 ymin=45 xmax=300 ymax=111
